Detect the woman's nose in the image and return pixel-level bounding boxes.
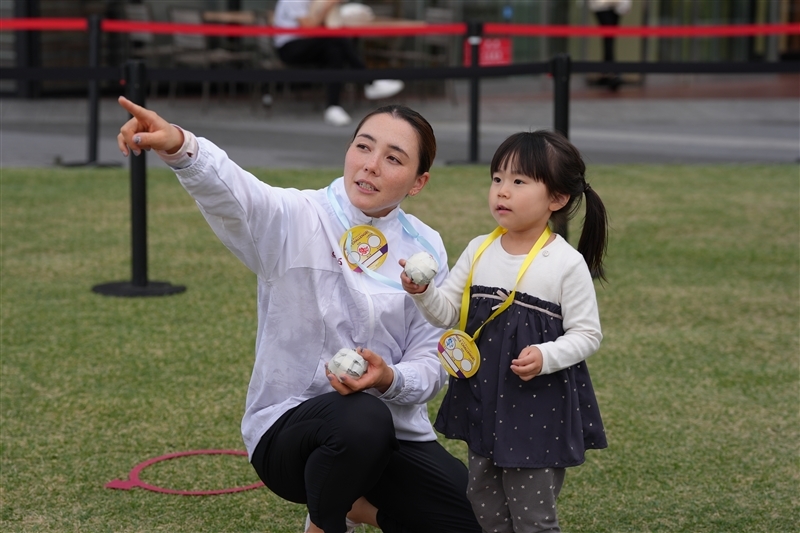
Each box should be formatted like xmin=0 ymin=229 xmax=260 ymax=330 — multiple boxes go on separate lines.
xmin=363 ymin=154 xmax=380 ymax=173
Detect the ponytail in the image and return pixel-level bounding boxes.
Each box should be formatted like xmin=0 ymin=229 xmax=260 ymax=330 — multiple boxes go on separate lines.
xmin=576 ymin=184 xmax=608 ymax=281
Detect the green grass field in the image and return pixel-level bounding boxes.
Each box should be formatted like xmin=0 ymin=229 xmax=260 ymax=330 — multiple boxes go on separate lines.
xmin=1 ymin=163 xmax=798 ymax=532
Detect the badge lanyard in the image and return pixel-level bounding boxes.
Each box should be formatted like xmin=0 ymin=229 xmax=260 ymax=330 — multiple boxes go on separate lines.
xmin=437 ymin=225 xmax=552 ymax=379
xmin=327 ymin=182 xmax=440 ymax=290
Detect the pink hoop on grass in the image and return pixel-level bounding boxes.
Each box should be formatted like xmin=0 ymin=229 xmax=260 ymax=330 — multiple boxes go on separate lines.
xmin=105 ymin=449 xmax=264 ymax=496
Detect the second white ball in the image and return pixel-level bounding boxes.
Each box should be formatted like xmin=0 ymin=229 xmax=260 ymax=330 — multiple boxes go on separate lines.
xmin=404 ymin=252 xmax=439 ymax=285
xmin=328 ymin=348 xmax=368 ymax=380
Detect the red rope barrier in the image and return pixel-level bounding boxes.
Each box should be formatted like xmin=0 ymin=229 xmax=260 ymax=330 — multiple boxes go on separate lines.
xmin=100 ymin=19 xmax=465 ymax=37
xmin=1 ymin=18 xmax=798 ymax=39
xmin=0 ymin=17 xmax=87 ymax=31
xmin=484 ymin=22 xmax=800 ymax=38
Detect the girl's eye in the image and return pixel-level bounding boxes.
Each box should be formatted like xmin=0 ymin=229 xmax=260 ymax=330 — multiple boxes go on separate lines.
xmin=491 ymin=176 xmax=500 ymax=183
xmin=514 ymin=179 xmax=525 ymax=185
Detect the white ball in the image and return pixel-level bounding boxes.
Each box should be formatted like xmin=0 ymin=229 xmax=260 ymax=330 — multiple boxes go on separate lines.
xmin=328 ymin=348 xmax=368 ymax=380
xmin=404 ymin=252 xmax=438 ymax=285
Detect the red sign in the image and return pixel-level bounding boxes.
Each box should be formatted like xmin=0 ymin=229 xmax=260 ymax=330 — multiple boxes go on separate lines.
xmin=463 ymin=37 xmax=513 ymax=66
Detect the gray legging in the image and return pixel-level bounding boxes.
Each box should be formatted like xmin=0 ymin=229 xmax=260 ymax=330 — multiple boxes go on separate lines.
xmin=251 ymin=391 xmax=481 ymax=533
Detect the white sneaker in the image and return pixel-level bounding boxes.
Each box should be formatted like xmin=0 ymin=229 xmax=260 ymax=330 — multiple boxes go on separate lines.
xmin=304 ymin=513 xmax=360 ymax=533
xmin=364 ymin=79 xmax=404 ymax=100
xmin=324 ymin=105 xmax=352 ymax=127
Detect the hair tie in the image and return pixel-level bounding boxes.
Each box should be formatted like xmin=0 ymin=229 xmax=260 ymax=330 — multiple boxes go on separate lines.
xmin=584 ymin=182 xmax=591 ymax=193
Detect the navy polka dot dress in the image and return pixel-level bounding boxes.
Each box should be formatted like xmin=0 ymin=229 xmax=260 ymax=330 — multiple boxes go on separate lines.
xmin=434 ymin=285 xmax=607 ymax=469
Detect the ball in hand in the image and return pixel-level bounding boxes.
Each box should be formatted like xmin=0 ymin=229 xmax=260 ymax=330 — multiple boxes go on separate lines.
xmin=404 ymin=252 xmax=438 ymax=285
xmin=328 ymin=348 xmax=368 ymax=380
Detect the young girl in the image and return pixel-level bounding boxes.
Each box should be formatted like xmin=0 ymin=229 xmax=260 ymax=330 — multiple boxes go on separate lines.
xmin=401 ymin=130 xmax=608 ymax=533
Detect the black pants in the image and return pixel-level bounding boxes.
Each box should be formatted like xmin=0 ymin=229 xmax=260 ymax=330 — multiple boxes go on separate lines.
xmin=251 ymin=392 xmax=481 ymax=533
xmin=594 ymin=9 xmax=621 ymax=63
xmin=277 ymin=38 xmax=366 ymax=108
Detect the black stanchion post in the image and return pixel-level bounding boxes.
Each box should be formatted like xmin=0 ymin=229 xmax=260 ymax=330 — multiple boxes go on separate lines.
xmin=552 ymin=53 xmax=571 ymax=139
xmin=448 ymin=21 xmax=484 ymax=165
xmin=87 ymin=13 xmax=100 ymax=164
xmin=551 ymin=53 xmax=571 ymax=239
xmin=92 ymin=61 xmax=186 ymax=297
xmin=468 ymin=21 xmax=482 ymax=163
xmin=128 ymin=60 xmax=148 ymax=287
xmin=58 ymin=15 xmax=121 ymax=168
xmin=14 ymin=0 xmax=39 ymax=98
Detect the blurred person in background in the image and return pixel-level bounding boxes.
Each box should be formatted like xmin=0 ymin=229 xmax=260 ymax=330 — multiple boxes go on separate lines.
xmin=587 ymin=0 xmax=631 ymax=90
xmin=273 ymin=0 xmax=405 ymax=126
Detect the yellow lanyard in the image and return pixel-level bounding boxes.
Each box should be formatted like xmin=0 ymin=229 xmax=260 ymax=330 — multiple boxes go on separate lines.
xmin=460 ymin=225 xmax=552 ymax=341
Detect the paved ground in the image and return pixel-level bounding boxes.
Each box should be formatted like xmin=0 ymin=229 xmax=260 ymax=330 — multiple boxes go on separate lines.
xmin=1 ymin=73 xmax=798 ymax=169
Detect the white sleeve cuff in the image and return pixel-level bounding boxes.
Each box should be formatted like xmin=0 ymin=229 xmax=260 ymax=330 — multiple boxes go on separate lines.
xmin=156 ymin=126 xmax=198 ymax=169
xmin=538 ymin=345 xmax=553 ymax=375
xmin=377 ymin=366 xmax=405 ymax=401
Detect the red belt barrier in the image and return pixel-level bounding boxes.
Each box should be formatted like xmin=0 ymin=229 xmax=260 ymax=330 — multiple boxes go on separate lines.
xmin=484 ymin=22 xmax=800 ymax=38
xmin=0 ymin=17 xmax=87 ymax=31
xmin=101 ymin=19 xmax=465 ymax=37
xmin=1 ymin=17 xmax=799 ymax=38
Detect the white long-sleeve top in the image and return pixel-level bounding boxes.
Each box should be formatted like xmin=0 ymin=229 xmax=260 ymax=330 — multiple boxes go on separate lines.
xmin=587 ymin=0 xmax=632 ymax=15
xmin=273 ymin=0 xmax=312 ymax=48
xmin=410 ymin=233 xmax=602 ymax=376
xmin=160 ymin=132 xmax=450 ymax=459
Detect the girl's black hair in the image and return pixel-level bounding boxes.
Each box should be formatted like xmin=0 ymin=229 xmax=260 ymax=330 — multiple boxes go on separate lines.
xmin=490 ymin=130 xmax=609 ymax=280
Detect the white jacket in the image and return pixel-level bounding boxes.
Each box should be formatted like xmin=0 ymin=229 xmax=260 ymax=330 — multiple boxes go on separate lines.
xmin=170 ymin=136 xmax=450 ymax=459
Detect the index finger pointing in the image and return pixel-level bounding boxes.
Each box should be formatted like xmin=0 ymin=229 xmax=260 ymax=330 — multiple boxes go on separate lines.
xmin=118 ymin=96 xmax=148 ymax=118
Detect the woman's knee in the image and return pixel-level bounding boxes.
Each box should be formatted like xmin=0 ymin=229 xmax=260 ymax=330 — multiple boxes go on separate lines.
xmin=334 ymin=393 xmax=396 ymax=450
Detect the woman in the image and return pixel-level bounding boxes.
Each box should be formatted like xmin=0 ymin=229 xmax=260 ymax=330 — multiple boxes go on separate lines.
xmin=116 ymin=97 xmax=481 ymax=533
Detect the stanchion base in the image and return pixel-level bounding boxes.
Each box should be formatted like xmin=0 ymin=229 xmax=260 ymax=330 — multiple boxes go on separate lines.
xmin=92 ymin=281 xmax=186 ymax=297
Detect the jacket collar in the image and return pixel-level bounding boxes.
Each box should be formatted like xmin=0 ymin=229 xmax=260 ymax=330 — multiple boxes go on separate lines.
xmin=332 ymin=177 xmax=400 ymax=228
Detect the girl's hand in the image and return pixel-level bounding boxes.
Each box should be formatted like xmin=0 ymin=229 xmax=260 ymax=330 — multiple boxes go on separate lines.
xmin=117 ymin=96 xmax=184 ymax=156
xmin=327 ymin=347 xmax=394 ymax=395
xmin=511 ymin=345 xmax=543 ymax=381
xmin=398 ymin=259 xmax=428 ymax=294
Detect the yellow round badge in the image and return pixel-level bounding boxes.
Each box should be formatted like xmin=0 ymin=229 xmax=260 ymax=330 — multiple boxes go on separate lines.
xmin=340 ymin=225 xmax=389 ymax=272
xmin=437 ymin=330 xmax=481 ymax=379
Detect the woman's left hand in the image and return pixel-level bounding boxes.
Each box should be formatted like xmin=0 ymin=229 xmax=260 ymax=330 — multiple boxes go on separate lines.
xmin=327 ymin=347 xmax=394 ymax=395
xmin=511 ymin=345 xmax=543 ymax=381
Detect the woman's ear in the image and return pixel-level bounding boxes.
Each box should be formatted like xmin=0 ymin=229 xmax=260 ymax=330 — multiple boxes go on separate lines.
xmin=408 ymin=172 xmax=430 ymax=197
xmin=550 ymin=192 xmax=569 ymax=212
